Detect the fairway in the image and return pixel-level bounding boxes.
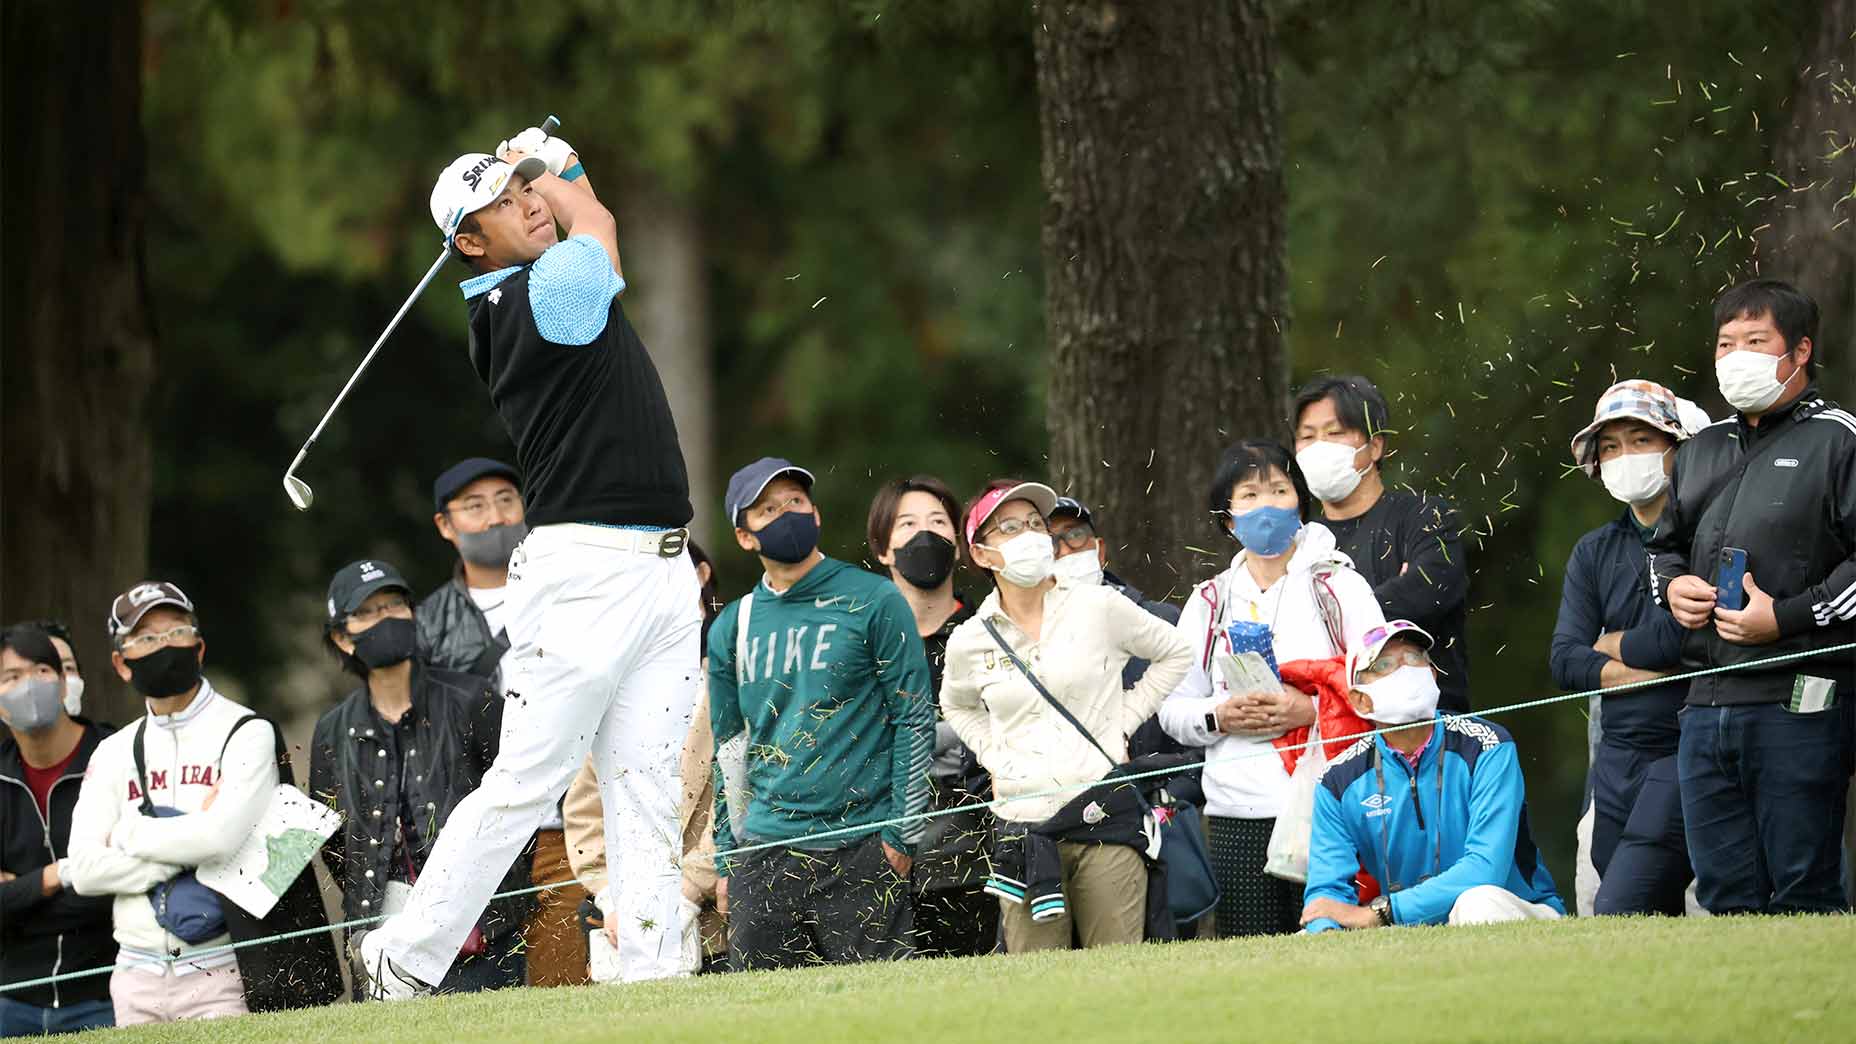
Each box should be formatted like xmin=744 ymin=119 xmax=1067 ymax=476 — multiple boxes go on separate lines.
xmin=77 ymin=916 xmax=1856 ymax=1043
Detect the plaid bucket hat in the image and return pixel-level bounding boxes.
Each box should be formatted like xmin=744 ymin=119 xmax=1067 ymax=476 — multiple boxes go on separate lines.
xmin=1568 ymin=379 xmax=1709 ymax=477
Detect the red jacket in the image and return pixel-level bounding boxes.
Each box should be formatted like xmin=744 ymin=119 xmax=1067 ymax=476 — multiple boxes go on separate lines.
xmin=1273 ymin=656 xmax=1375 ymax=774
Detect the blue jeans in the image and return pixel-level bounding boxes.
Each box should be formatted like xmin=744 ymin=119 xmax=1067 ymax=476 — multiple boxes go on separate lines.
xmin=1591 ymin=745 xmax=1691 ymax=916
xmin=0 ymin=997 xmax=115 ymax=1037
xmin=1678 ymin=700 xmax=1855 ymax=914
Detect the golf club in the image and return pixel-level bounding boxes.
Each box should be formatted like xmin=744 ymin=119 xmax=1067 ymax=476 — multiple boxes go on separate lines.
xmin=283 ymin=114 xmax=561 ymax=510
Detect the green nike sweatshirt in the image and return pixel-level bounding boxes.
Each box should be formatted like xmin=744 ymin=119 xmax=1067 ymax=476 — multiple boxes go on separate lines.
xmin=708 ymin=557 xmax=934 ymax=871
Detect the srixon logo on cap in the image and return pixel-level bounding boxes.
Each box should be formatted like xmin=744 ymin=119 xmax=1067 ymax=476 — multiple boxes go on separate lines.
xmin=461 ymin=156 xmax=500 ymax=192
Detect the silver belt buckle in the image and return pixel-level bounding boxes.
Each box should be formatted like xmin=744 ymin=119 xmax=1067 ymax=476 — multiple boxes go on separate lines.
xmin=656 ymin=528 xmax=689 ymax=558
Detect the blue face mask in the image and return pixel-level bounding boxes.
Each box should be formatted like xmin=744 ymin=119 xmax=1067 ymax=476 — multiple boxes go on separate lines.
xmin=1228 ymin=505 xmax=1302 ymax=557
xmin=752 ymin=509 xmax=821 ymax=564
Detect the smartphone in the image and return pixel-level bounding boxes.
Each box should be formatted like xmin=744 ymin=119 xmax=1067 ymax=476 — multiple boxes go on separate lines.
xmin=1715 ymin=547 xmax=1748 ymax=612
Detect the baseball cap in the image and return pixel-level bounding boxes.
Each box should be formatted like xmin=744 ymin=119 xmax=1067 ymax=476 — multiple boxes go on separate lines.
xmin=964 ymin=482 xmax=1059 ymax=548
xmin=434 ymin=457 xmax=521 ymax=512
xmin=1050 ymin=496 xmax=1094 ymax=527
xmin=326 ymin=560 xmax=413 ymax=624
xmin=1347 ymin=620 xmax=1439 ymax=686
xmin=725 ymin=458 xmax=815 ymax=528
xmin=1569 ymin=380 xmax=1710 ymax=477
xmin=430 ymin=153 xmax=549 ymax=245
xmin=107 ymin=581 xmax=196 ymax=641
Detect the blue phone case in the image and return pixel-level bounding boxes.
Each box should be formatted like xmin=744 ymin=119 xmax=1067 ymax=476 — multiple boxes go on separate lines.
xmin=1716 ymin=547 xmax=1748 ymax=612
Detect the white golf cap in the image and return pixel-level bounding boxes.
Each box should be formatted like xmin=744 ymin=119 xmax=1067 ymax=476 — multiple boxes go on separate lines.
xmin=430 ymin=152 xmax=549 ymax=244
xmin=1347 ymin=619 xmax=1440 ymax=685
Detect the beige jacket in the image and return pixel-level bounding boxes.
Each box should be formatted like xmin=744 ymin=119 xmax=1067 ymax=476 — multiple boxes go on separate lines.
xmin=940 ymin=580 xmax=1192 ymax=823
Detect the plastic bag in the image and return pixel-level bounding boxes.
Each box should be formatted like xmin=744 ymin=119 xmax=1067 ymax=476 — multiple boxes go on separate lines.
xmin=1265 ymin=719 xmax=1324 ymax=882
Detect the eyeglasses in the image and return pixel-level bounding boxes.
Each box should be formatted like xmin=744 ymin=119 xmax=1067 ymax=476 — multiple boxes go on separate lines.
xmin=983 ymin=514 xmax=1048 ymax=540
xmin=1052 ymin=525 xmax=1096 ymax=549
xmin=119 ymin=625 xmax=202 ymax=656
xmin=449 ymin=491 xmax=522 ymax=522
xmin=1360 ymin=647 xmax=1431 ymax=681
xmin=348 ymin=595 xmax=412 ymax=626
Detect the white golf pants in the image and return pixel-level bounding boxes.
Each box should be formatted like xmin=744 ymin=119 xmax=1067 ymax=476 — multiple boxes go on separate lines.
xmin=1446 ymin=885 xmax=1564 ymax=926
xmin=372 ymin=523 xmax=701 ymax=985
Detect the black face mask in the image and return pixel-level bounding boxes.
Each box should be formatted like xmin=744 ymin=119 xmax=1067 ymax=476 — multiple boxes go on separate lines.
xmin=892 ymin=531 xmax=957 ymax=590
xmin=126 ymin=644 xmax=204 ymax=698
xmin=353 ymin=616 xmax=418 ymax=670
xmin=752 ymin=510 xmax=821 ymax=564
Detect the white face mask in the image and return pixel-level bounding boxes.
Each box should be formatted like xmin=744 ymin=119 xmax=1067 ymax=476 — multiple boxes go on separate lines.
xmin=1295 ymin=440 xmax=1369 ymax=502
xmin=62 ymin=675 xmax=84 ymax=717
xmin=1599 ymin=450 xmax=1670 ymax=506
xmin=1053 ymin=549 xmax=1104 ymax=587
xmin=1356 ymin=666 xmax=1441 ymax=725
xmin=1715 ymin=349 xmax=1798 ymax=413
xmin=984 ymin=530 xmax=1056 ymax=588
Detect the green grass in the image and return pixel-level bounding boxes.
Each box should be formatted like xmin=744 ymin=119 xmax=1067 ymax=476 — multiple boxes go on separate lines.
xmin=80 ymin=916 xmax=1856 ymax=1043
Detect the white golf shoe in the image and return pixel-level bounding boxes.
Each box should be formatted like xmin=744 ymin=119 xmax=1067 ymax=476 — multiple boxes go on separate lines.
xmin=348 ymin=927 xmax=432 ymax=1002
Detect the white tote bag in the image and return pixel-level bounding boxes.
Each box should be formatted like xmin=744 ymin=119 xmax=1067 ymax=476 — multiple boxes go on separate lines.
xmin=1264 ymin=719 xmax=1324 ymax=883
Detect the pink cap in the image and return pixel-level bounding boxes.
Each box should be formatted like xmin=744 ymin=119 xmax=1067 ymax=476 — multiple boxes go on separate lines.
xmin=964 ymin=482 xmax=1059 ymax=547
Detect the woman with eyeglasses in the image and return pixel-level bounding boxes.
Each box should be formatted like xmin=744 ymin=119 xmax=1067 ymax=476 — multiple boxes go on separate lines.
xmin=940 ymin=479 xmax=1192 ymax=952
xmin=1156 ymin=440 xmax=1386 ymax=937
xmin=308 ymin=560 xmax=534 ymax=996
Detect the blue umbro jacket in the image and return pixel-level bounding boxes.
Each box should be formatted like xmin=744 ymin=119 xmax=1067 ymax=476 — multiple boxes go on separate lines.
xmin=1303 ymin=716 xmax=1563 ymax=931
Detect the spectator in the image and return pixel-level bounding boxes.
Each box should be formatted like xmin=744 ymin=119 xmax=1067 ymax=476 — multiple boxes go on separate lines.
xmin=940 ymin=479 xmax=1191 ymax=952
xmin=63 ymin=582 xmax=278 ymax=1025
xmin=568 ymin=541 xmax=726 ymax=979
xmin=28 ymin=620 xmax=86 ymax=718
xmin=1302 ymin=622 xmax=1564 ymax=932
xmin=1292 ymin=376 xmax=1472 ymax=712
xmin=308 ymin=560 xmax=532 ymax=995
xmin=708 ymin=458 xmax=935 ymax=970
xmin=1158 ymin=441 xmax=1386 ymax=937
xmin=1651 ymin=278 xmax=1856 ymax=914
xmin=866 ymin=475 xmax=994 ymax=958
xmin=1553 ymin=381 xmax=1702 ymax=915
xmin=0 ymin=624 xmax=117 ymax=1035
xmin=417 ymin=457 xmax=526 ymax=678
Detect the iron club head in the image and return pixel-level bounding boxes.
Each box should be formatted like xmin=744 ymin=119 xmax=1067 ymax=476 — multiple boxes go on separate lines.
xmin=284 ymin=473 xmax=314 ymax=511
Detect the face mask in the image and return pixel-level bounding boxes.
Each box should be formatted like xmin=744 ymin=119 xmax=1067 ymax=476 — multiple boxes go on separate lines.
xmin=1053 ymin=549 xmax=1104 ymax=587
xmin=1 ymin=677 xmax=65 ymax=734
xmin=353 ymin=616 xmax=418 ymax=670
xmin=892 ymin=531 xmax=957 ymax=590
xmin=1296 ymin=440 xmax=1368 ymax=502
xmin=1599 ymin=450 xmax=1670 ymax=505
xmin=984 ymin=530 xmax=1056 ymax=588
xmin=126 ymin=644 xmax=203 ymax=699
xmin=456 ymin=522 xmax=530 ymax=568
xmin=1357 ymin=665 xmax=1441 ymax=725
xmin=1715 ymin=349 xmax=1798 ymax=413
xmin=752 ymin=510 xmax=820 ymax=564
xmin=62 ymin=675 xmax=84 ymax=717
xmin=1229 ymin=505 xmax=1302 ymax=557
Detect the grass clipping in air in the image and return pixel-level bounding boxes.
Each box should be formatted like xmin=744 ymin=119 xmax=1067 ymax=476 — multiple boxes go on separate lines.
xmin=76 ymin=916 xmax=1855 ymax=1043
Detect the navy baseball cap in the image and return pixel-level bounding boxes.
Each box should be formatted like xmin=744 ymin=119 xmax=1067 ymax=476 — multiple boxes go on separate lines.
xmin=725 ymin=458 xmax=815 ymax=528
xmin=107 ymin=581 xmax=196 ymax=641
xmin=1050 ymin=497 xmax=1094 ymax=526
xmin=326 ymin=560 xmax=413 ymax=623
xmin=433 ymin=457 xmax=521 ymax=512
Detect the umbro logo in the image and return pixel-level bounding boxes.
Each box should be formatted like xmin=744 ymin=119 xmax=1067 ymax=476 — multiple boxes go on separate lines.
xmin=1361 ymin=792 xmax=1392 ymax=810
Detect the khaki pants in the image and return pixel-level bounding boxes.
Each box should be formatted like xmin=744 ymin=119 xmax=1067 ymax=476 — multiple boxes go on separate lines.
xmin=1000 ymin=842 xmax=1145 ymax=952
xmin=111 ymin=964 xmax=247 ymax=1026
xmin=524 ymin=829 xmax=590 ymax=987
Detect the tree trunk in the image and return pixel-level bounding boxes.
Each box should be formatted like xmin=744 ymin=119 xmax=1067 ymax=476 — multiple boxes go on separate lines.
xmin=1035 ymin=0 xmax=1288 ymax=600
xmin=1762 ymin=0 xmax=1855 ymax=401
xmin=1 ymin=2 xmax=155 ymax=722
xmin=622 ymin=178 xmax=718 ymax=550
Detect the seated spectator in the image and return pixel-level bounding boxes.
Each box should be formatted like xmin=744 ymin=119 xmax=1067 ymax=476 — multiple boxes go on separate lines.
xmin=1158 ymin=441 xmax=1386 ymax=937
xmin=865 ymin=475 xmax=995 ymax=958
xmin=709 ymin=458 xmax=935 ymax=970
xmin=1302 ymin=622 xmax=1564 ymax=932
xmin=568 ymin=541 xmax=725 ymax=979
xmin=940 ymin=479 xmax=1191 ymax=952
xmin=28 ymin=619 xmax=87 ymax=718
xmin=1553 ymin=381 xmax=1703 ymax=915
xmin=309 ymin=560 xmax=532 ymax=996
xmin=63 ymin=582 xmax=278 ymax=1025
xmin=1 ymin=624 xmax=117 ymax=1035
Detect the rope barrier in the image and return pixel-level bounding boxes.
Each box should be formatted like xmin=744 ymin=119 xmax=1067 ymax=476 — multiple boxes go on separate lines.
xmin=6 ymin=638 xmax=1852 ymax=995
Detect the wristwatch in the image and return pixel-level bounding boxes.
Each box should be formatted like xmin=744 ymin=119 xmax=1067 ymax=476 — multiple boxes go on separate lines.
xmin=1369 ymin=894 xmax=1393 ymax=927
xmin=1204 ymin=711 xmax=1220 ymax=735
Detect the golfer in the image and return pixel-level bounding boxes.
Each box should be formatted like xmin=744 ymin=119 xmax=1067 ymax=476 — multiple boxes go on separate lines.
xmin=354 ymin=127 xmax=700 ymax=996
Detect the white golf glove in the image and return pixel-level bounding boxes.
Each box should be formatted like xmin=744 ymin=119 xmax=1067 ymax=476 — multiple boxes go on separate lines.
xmin=498 ymin=126 xmax=575 ymax=176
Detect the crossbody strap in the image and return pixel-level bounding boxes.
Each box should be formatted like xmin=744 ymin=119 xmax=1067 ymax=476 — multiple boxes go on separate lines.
xmin=131 ymin=720 xmax=156 ymax=816
xmin=980 ymin=617 xmax=1117 ymax=770
xmin=735 ymin=591 xmax=755 ymax=686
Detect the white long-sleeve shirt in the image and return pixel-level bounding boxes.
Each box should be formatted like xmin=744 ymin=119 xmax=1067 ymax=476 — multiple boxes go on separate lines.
xmin=940 ymin=580 xmax=1191 ymax=823
xmin=1158 ymin=523 xmax=1386 ymax=819
xmin=64 ymin=680 xmax=278 ymax=973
